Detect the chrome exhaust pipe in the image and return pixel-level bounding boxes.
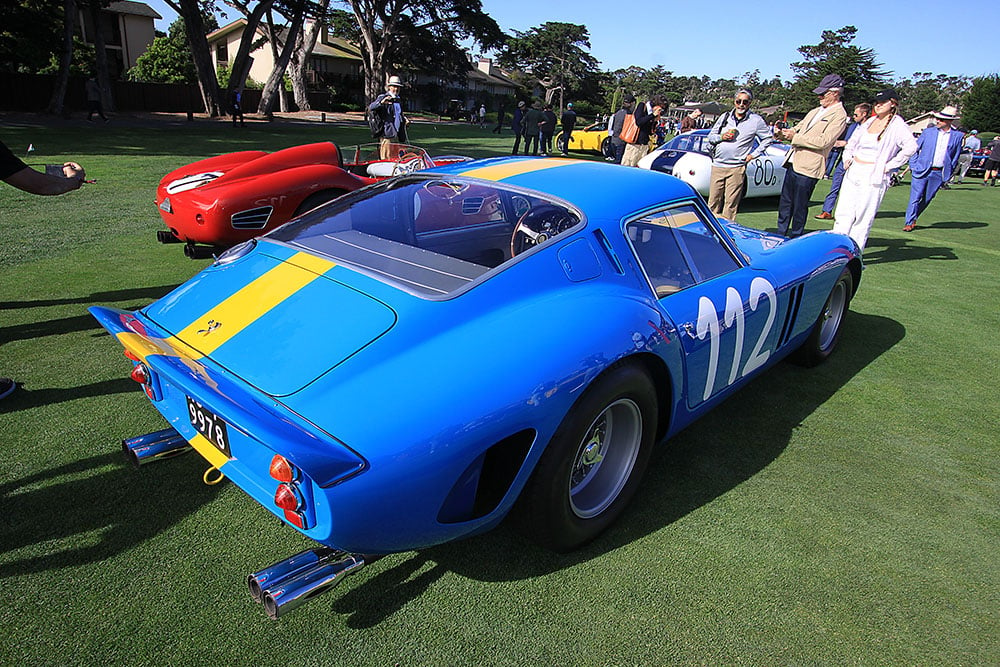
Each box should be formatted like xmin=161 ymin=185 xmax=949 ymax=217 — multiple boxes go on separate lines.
xmin=121 ymin=428 xmax=192 ymax=467
xmin=247 ymin=547 xmax=342 ymax=603
xmin=247 ymin=549 xmax=366 ymax=619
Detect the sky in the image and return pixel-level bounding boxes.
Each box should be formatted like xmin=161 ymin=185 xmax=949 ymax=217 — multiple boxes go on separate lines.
xmin=140 ymin=0 xmax=999 ymax=84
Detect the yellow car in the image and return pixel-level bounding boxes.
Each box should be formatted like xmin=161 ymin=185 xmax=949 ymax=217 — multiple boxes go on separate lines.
xmin=556 ymin=122 xmax=613 ymax=158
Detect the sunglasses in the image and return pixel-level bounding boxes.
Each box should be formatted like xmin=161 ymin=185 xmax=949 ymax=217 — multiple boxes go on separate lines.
xmin=734 ymin=98 xmax=751 ymax=106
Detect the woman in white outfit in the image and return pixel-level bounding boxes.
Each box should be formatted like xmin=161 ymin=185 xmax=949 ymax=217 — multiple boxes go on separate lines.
xmin=833 ymin=89 xmax=917 ymax=251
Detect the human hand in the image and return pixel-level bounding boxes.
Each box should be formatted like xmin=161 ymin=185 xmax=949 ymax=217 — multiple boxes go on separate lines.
xmin=62 ymin=162 xmax=85 ymax=184
xmin=780 ymin=128 xmax=795 ymax=141
xmin=722 ymin=129 xmax=737 ymax=142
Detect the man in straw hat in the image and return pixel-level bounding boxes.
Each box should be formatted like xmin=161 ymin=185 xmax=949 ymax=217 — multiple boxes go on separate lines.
xmin=368 ymin=75 xmax=410 ymax=159
xmin=903 ymin=105 xmax=964 ymax=232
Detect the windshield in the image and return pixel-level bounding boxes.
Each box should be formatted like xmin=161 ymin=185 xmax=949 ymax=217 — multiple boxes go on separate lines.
xmin=269 ymin=176 xmax=582 ymax=297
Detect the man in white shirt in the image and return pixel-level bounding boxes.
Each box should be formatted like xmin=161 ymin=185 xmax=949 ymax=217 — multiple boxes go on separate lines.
xmin=904 ymin=105 xmax=964 ymax=232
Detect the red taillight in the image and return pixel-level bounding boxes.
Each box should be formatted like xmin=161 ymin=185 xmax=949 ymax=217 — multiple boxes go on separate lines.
xmin=688 ymin=169 xmax=696 ymax=176
xmin=269 ymin=455 xmax=296 ymax=483
xmin=283 ymin=510 xmax=305 ymax=528
xmin=130 ymin=364 xmax=149 ymax=384
xmin=274 ymin=483 xmax=301 ymax=511
xmin=124 ymin=350 xmax=139 ymax=362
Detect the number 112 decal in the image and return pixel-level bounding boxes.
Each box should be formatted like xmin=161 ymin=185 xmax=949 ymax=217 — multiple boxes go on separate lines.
xmin=696 ymin=277 xmax=777 ymax=401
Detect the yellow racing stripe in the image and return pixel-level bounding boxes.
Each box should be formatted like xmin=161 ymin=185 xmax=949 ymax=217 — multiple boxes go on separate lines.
xmin=460 ymin=157 xmax=582 ymax=181
xmin=176 ymin=252 xmax=336 ymax=354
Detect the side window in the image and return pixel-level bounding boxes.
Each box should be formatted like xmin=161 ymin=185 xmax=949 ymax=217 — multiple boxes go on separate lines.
xmin=626 ymin=212 xmax=696 ymax=298
xmin=626 ymin=205 xmax=740 ymax=298
xmin=666 ymin=204 xmax=740 ymax=281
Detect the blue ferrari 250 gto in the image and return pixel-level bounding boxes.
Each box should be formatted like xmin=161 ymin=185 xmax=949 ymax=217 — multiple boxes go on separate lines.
xmin=91 ymin=156 xmax=861 ymax=618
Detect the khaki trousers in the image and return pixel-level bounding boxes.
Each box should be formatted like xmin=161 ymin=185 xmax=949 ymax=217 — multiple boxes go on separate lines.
xmin=708 ymin=164 xmax=746 ymax=221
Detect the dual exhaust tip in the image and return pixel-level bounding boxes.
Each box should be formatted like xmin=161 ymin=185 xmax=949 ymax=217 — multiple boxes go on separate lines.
xmin=122 ymin=428 xmax=192 ymax=467
xmin=123 ymin=429 xmax=368 ymax=618
xmin=248 ymin=547 xmax=367 ymax=619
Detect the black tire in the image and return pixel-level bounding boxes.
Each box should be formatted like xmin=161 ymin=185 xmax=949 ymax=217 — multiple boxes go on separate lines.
xmin=601 ymin=137 xmax=614 ymax=159
xmin=556 ymin=133 xmax=568 ymax=154
xmin=294 ymin=189 xmax=347 ymax=217
xmin=520 ymin=363 xmax=657 ymax=552
xmin=792 ymin=267 xmax=853 ymax=367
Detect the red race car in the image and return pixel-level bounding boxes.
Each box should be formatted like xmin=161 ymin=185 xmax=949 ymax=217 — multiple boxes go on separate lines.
xmin=155 ymin=142 xmax=471 ymax=258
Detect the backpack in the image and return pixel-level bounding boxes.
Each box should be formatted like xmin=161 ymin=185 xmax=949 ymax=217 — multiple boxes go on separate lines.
xmin=368 ymin=105 xmax=385 ymax=139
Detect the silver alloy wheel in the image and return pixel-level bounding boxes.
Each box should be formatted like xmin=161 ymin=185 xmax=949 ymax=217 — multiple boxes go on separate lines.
xmin=817 ymin=278 xmax=847 ymax=351
xmin=568 ymin=398 xmax=643 ymax=519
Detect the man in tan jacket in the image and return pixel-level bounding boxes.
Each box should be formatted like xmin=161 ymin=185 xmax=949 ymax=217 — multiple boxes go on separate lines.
xmin=776 ymin=74 xmax=848 ymax=238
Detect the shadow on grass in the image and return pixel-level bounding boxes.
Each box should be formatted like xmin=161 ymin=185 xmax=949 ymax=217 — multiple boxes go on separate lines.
xmin=0 ymin=284 xmax=179 ymax=310
xmin=862 ymin=237 xmax=958 ymax=264
xmin=330 ymin=311 xmax=905 ymax=628
xmin=0 ymin=302 xmax=155 ymax=345
xmin=0 ymin=378 xmax=136 ymax=415
xmin=0 ymin=452 xmax=220 ymax=578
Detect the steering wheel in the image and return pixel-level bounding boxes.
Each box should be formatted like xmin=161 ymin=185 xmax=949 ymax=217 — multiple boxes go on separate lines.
xmin=510 ymin=205 xmax=577 ymax=257
xmin=391 ymin=152 xmax=424 ymax=175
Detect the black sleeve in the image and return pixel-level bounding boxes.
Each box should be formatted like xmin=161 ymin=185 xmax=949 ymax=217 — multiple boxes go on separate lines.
xmin=0 ymin=140 xmax=28 ymax=181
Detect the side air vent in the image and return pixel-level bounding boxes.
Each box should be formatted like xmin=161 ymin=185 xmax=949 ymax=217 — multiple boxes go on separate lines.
xmin=231 ymin=206 xmax=273 ymax=229
xmin=778 ymin=283 xmax=805 ymax=346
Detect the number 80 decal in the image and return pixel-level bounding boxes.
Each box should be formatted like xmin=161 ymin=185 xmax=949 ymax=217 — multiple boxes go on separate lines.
xmin=696 ymin=277 xmax=777 ymax=401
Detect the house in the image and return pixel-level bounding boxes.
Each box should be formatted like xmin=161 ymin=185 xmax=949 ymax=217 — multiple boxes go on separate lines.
xmin=77 ymin=0 xmax=161 ymax=77
xmin=207 ymin=19 xmax=362 ymax=88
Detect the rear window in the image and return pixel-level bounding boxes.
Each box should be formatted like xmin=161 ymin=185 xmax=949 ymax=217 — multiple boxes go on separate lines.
xmin=269 ymin=176 xmax=582 ymax=297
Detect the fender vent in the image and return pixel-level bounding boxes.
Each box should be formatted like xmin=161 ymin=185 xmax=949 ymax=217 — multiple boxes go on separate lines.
xmin=778 ymin=283 xmax=804 ymax=346
xmin=232 ymin=206 xmax=273 ymax=229
xmin=437 ymin=429 xmax=536 ymax=523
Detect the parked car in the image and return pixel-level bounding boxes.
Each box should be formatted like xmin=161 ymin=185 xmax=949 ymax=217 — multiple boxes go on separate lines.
xmin=968 ymin=148 xmax=990 ymax=177
xmin=155 ymin=142 xmax=471 ymax=258
xmin=555 ymin=122 xmax=614 ymax=158
xmin=638 ymin=129 xmax=791 ymax=200
xmin=92 ymin=156 xmax=861 ymax=618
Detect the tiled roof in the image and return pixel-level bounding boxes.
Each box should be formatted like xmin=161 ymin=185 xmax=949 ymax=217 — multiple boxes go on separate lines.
xmin=105 ymin=1 xmax=162 ymax=19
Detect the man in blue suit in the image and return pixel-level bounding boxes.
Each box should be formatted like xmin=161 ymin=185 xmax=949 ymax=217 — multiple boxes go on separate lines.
xmin=904 ymin=105 xmax=964 ymax=232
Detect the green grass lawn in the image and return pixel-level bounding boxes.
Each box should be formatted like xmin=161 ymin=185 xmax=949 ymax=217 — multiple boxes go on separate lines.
xmin=1 ymin=117 xmax=997 ymax=665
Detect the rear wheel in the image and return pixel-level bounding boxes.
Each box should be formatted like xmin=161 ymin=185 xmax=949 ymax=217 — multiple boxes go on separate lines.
xmin=601 ymin=137 xmax=614 ymax=159
xmin=792 ymin=267 xmax=853 ymax=366
xmin=556 ymin=133 xmax=568 ymax=154
xmin=294 ymin=189 xmax=347 ymax=217
xmin=521 ymin=364 xmax=657 ymax=552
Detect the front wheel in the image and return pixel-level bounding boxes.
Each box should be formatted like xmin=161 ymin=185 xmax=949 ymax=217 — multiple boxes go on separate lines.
xmin=791 ymin=267 xmax=853 ymax=366
xmin=556 ymin=133 xmax=568 ymax=154
xmin=520 ymin=364 xmax=657 ymax=552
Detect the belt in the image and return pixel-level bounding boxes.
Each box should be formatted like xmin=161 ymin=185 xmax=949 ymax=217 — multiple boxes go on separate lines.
xmin=931 ymin=167 xmax=943 ymax=171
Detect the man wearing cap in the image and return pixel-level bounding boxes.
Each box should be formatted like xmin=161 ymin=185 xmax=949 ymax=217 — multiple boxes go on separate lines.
xmin=609 ymin=96 xmax=634 ymax=164
xmin=775 ymin=74 xmax=848 ymax=238
xmin=511 ymin=101 xmax=527 ymax=155
xmin=705 ymin=89 xmax=773 ymax=221
xmin=952 ymin=130 xmax=980 ymax=184
xmin=904 ymin=105 xmax=964 ymax=231
xmin=559 ymin=102 xmax=577 ymax=156
xmin=368 ymin=75 xmax=409 ymax=159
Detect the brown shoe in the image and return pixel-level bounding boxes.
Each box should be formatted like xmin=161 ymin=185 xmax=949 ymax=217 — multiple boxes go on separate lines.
xmin=902 ymin=223 xmax=916 ymax=232
xmin=814 ymin=211 xmax=833 ymax=220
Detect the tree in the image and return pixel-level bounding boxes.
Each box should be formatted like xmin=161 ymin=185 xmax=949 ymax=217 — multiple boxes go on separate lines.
xmin=497 ymin=22 xmax=599 ymax=111
xmin=960 ymin=75 xmax=1000 ymax=133
xmin=788 ymin=26 xmax=891 ymax=112
xmin=343 ymin=0 xmax=504 ymax=103
xmin=893 ymin=72 xmax=971 ymax=120
xmin=0 ymin=0 xmax=64 ymax=73
xmin=127 ymin=18 xmax=198 ymax=83
xmin=46 ymin=0 xmax=78 ymax=114
xmin=167 ymin=0 xmax=223 ymax=114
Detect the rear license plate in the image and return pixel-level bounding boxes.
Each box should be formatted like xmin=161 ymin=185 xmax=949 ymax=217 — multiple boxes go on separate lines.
xmin=186 ymin=396 xmax=231 ymax=457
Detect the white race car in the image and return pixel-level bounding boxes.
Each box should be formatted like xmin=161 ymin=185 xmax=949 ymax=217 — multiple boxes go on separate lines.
xmin=638 ymin=129 xmax=790 ymax=198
